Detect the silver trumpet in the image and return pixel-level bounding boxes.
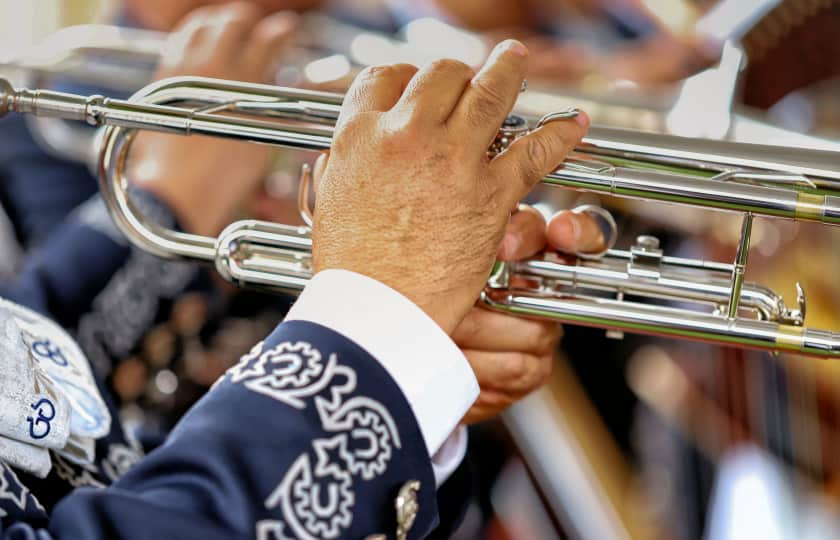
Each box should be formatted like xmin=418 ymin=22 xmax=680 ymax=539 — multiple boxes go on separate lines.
xmin=1 ymin=75 xmax=839 ymax=357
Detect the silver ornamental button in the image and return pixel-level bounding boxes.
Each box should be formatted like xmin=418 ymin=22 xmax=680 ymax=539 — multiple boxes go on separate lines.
xmin=396 ymin=480 xmax=420 ymax=540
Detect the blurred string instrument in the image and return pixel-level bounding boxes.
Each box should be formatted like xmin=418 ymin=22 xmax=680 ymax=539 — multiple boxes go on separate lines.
xmin=624 ymin=2 xmax=840 ymax=537
xmin=0 ymin=75 xmax=838 ymax=359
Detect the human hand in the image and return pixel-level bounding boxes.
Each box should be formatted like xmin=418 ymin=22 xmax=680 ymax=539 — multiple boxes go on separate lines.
xmin=506 ymin=35 xmax=594 ymax=83
xmin=456 ymin=205 xmax=605 ymax=423
xmin=600 ymin=34 xmax=720 ymax=85
xmin=312 ymin=41 xmax=590 ymax=334
xmin=129 ymin=2 xmax=297 ymax=235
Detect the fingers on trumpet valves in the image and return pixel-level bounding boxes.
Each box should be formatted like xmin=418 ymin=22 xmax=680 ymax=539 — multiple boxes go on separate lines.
xmin=340 ymin=63 xmax=419 ymax=121
xmin=158 ymin=2 xmax=296 ymax=84
xmin=239 ymin=11 xmax=300 ymax=84
xmin=393 ymin=58 xmax=475 ymax=124
xmin=497 ymin=205 xmax=547 ymax=261
xmin=550 ymin=204 xmax=616 ymax=259
xmin=493 ymin=108 xmax=590 ymax=201
xmin=451 ymin=40 xmax=530 ymax=143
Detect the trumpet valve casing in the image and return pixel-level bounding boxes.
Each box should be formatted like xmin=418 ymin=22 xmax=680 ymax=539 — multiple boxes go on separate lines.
xmin=489 ymin=114 xmax=529 ymax=155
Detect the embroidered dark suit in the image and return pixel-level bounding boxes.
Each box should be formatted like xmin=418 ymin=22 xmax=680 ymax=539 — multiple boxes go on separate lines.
xmin=2 ymin=320 xmax=447 ymax=539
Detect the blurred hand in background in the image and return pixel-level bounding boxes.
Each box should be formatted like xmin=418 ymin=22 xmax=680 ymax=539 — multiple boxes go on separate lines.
xmin=128 ymin=2 xmax=297 ymax=235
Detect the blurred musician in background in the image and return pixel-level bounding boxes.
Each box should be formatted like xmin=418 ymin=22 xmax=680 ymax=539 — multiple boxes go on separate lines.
xmin=0 ymin=1 xmax=307 ymax=440
xmin=386 ymin=0 xmax=721 ymax=86
xmin=0 ymin=0 xmax=322 ymax=253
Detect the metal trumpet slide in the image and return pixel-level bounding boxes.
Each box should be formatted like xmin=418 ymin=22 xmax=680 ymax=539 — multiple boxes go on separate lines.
xmin=1 ymin=75 xmax=839 ymax=357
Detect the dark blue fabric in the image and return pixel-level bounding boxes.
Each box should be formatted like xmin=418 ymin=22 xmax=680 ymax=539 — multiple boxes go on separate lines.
xmin=0 ymin=198 xmax=130 ymax=325
xmin=0 ymin=190 xmax=200 ymax=332
xmin=0 ymin=9 xmax=139 ymax=249
xmin=0 ymin=320 xmax=441 ymax=539
xmin=0 ymin=115 xmax=98 ymax=250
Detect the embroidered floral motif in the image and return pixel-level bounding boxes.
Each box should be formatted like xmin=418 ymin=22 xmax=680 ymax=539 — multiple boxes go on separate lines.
xmin=101 ymin=443 xmax=143 ymax=482
xmin=52 ymin=453 xmax=105 ymax=489
xmin=229 ymin=341 xmax=334 ymax=409
xmin=231 ymin=341 xmax=401 ymax=540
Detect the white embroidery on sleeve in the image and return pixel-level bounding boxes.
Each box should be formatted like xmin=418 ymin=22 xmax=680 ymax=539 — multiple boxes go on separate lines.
xmin=228 ymin=341 xmax=403 ymax=540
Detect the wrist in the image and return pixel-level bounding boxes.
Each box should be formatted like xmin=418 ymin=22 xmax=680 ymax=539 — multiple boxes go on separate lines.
xmin=312 ymin=261 xmax=465 ymax=335
xmin=136 ymin=179 xmax=223 ymax=236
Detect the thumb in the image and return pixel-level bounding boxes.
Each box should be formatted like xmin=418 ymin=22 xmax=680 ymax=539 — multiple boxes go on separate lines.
xmin=492 ymin=110 xmax=590 ymax=207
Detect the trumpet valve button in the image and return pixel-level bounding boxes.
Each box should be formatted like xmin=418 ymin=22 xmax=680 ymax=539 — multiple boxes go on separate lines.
xmin=629 ymin=235 xmax=663 ymax=277
xmin=489 ymin=115 xmax=529 ymax=156
xmin=606 ymin=329 xmax=625 ymax=340
xmin=634 ymin=235 xmax=660 ymax=251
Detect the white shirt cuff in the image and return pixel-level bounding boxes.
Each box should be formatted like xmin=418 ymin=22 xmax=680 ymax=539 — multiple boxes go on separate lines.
xmin=432 ymin=426 xmax=468 ymax=486
xmin=285 ymin=269 xmax=478 ymax=484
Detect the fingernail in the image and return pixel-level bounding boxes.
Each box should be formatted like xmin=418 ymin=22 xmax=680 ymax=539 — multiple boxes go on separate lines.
xmin=575 ymin=109 xmax=590 ymax=128
xmin=697 ymin=36 xmax=724 ymax=59
xmin=569 ymin=214 xmax=581 ymax=241
xmin=271 ymin=10 xmax=299 ymax=31
xmin=500 ymin=39 xmax=529 ymax=57
xmin=548 ymin=213 xmax=579 ymax=251
xmin=499 ymin=232 xmax=520 ymax=260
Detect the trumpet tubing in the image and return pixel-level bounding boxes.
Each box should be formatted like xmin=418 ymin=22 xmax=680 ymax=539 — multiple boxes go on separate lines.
xmin=1 ymin=75 xmax=839 ymax=357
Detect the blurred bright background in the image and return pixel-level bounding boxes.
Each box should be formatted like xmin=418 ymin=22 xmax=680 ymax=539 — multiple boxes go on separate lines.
xmin=0 ymin=0 xmax=112 ymax=52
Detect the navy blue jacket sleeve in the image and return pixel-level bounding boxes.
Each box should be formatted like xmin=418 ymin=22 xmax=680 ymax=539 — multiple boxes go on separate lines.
xmin=0 ymin=115 xmax=98 ymax=249
xmin=0 ymin=199 xmax=131 ymax=326
xmin=2 ymin=320 xmax=442 ymax=539
xmin=0 ymin=192 xmax=197 ymax=329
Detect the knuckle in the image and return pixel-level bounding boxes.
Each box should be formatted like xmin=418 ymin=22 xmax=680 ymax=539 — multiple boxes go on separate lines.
xmin=219 ymin=1 xmax=262 ymax=22
xmin=510 ymin=353 xmax=549 ymax=389
xmin=356 ymin=64 xmax=387 ymax=84
xmin=533 ymin=322 xmax=561 ymax=353
xmin=506 ymin=351 xmax=552 ymax=389
xmin=429 ymin=58 xmax=472 ymax=78
xmin=468 ymin=78 xmax=508 ymax=121
xmin=503 ymin=352 xmax=531 ymax=382
xmin=358 ymin=63 xmax=414 ymax=83
xmin=525 ymin=134 xmax=552 ymax=173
